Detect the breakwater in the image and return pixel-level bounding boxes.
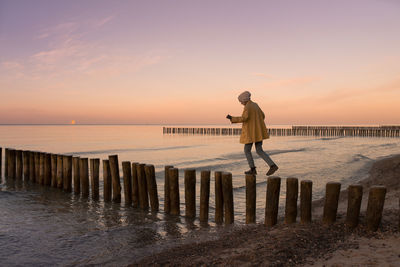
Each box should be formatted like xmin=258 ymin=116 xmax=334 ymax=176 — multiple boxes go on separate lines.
xmin=1 ymin=147 xmax=397 ymax=232
xmin=163 ymin=125 xmax=400 ymax=137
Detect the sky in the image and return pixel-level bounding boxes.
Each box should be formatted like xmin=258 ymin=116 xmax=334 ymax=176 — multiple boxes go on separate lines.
xmin=0 ymin=0 xmax=399 ymax=125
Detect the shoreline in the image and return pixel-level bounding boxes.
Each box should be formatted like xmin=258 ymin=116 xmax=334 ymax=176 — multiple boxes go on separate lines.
xmin=132 ymin=154 xmax=400 ymax=266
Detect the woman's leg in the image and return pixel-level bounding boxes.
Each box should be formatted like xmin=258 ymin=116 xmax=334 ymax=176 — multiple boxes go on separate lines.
xmin=244 ymin=143 xmax=255 ymax=168
xmin=255 ymin=141 xmax=275 ymax=167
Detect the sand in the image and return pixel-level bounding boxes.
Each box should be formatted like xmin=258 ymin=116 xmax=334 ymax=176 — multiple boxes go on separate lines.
xmin=132 ymin=154 xmax=400 ymax=266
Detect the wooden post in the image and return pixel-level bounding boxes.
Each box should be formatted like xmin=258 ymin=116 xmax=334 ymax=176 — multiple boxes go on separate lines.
xmin=90 ymin=158 xmax=100 ymax=200
xmin=131 ymin=162 xmax=139 ymax=208
xmin=34 ymin=152 xmax=40 ymax=183
xmin=51 ymin=154 xmax=57 ymax=187
xmin=0 ymin=147 xmax=2 ymax=179
xmin=200 ymin=170 xmax=210 ymax=223
xmin=62 ymin=156 xmax=72 ymax=191
xmin=29 ymin=151 xmax=35 ymax=182
xmin=39 ymin=152 xmax=45 ymax=184
xmin=103 ymin=160 xmax=112 ymax=202
xmin=16 ymin=150 xmax=23 ymax=179
xmin=246 ymin=174 xmax=256 ymax=224
xmin=136 ymin=163 xmax=149 ymax=209
xmin=73 ymin=157 xmax=80 ymax=193
xmin=300 ymin=180 xmax=313 ymax=223
xmin=215 ymin=171 xmax=224 ymax=224
xmin=145 ymin=164 xmax=159 ymax=212
xmin=23 ymin=150 xmax=29 ymax=180
xmin=346 ymin=185 xmax=363 ymax=228
xmin=366 ymin=186 xmax=386 ymax=231
xmin=168 ymin=168 xmax=180 ymax=215
xmin=56 ymin=155 xmax=63 ymax=188
xmin=4 ymin=148 xmax=7 ymax=178
xmin=109 ymin=155 xmax=121 ymax=203
xmin=80 ymin=158 xmax=89 ymax=197
xmin=222 ymin=172 xmax=234 ymax=224
xmin=44 ymin=153 xmax=52 ymax=186
xmin=265 ymin=177 xmax=281 ymax=227
xmin=164 ymin=165 xmax=173 ymax=214
xmin=285 ymin=177 xmax=298 ymax=224
xmin=122 ymin=161 xmax=132 ymax=205
xmin=184 ymin=169 xmax=196 ymax=219
xmin=322 ymin=182 xmax=341 ymax=225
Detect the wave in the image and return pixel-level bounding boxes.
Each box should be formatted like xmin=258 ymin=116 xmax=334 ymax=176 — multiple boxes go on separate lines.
xmin=67 ymin=145 xmax=202 ymax=155
xmin=350 ymin=154 xmax=372 ymax=163
xmin=153 ymin=148 xmax=310 ymax=175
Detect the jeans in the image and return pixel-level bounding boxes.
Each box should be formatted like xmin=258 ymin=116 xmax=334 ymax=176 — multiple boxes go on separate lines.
xmin=244 ymin=141 xmax=275 ymax=168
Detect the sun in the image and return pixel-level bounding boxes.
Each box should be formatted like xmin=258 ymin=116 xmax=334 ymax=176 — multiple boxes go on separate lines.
xmin=71 ymin=120 xmax=76 ymax=125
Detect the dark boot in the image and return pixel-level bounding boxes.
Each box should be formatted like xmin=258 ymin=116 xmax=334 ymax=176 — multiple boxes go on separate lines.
xmin=266 ymin=164 xmax=279 ymax=176
xmin=245 ymin=167 xmax=257 ymax=175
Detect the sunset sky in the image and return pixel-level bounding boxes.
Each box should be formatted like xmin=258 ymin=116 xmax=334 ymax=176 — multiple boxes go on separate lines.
xmin=1 ymin=0 xmax=399 ymax=125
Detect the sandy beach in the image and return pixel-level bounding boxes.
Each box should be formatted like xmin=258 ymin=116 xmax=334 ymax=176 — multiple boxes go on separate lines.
xmin=133 ymin=154 xmax=400 ymax=266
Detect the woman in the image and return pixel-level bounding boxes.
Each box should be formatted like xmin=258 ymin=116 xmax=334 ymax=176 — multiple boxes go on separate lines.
xmin=226 ymin=91 xmax=278 ymax=176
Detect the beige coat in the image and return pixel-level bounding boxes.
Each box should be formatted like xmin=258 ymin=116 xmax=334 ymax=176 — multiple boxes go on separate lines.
xmin=231 ymin=100 xmax=269 ymax=144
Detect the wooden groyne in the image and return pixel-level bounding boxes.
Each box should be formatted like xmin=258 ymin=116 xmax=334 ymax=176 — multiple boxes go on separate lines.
xmin=1 ymin=147 xmax=398 ymax=232
xmin=163 ymin=126 xmax=400 ymax=137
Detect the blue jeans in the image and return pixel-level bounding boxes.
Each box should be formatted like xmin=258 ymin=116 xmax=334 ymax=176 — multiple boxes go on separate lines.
xmin=244 ymin=141 xmax=275 ymax=168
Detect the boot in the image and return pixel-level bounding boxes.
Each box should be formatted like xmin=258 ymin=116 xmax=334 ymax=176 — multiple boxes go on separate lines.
xmin=266 ymin=164 xmax=279 ymax=176
xmin=245 ymin=167 xmax=257 ymax=175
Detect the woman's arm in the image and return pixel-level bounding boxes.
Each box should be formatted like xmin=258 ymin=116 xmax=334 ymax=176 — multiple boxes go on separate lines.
xmin=231 ymin=105 xmax=249 ymax=123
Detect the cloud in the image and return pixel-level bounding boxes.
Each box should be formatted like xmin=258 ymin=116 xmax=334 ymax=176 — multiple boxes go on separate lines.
xmin=1 ymin=61 xmax=23 ymax=70
xmin=91 ymin=15 xmax=114 ymax=28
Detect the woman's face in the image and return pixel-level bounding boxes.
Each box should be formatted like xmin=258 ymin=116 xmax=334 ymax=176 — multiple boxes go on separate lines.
xmin=239 ymin=100 xmax=247 ymax=105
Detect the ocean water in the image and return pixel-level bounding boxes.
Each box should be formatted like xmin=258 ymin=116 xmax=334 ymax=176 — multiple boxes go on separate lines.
xmin=1 ymin=125 xmax=399 ymax=265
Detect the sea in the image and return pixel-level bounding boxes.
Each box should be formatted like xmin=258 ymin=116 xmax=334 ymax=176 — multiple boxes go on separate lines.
xmin=1 ymin=125 xmax=399 ymax=266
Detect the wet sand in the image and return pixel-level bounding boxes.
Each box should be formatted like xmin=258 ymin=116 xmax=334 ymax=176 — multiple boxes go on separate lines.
xmin=132 ymin=154 xmax=400 ymax=266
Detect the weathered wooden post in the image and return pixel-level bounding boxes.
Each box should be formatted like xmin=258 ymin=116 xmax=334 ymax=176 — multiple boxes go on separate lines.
xmin=39 ymin=152 xmax=45 ymax=184
xmin=346 ymin=184 xmax=363 ymax=228
xmin=164 ymin=165 xmax=174 ymax=214
xmin=103 ymin=160 xmax=112 ymax=202
xmin=34 ymin=152 xmax=40 ymax=183
xmin=246 ymin=174 xmax=256 ymax=224
xmin=131 ymin=162 xmax=139 ymax=208
xmin=122 ymin=161 xmax=132 ymax=205
xmin=3 ymin=148 xmax=6 ymax=178
xmin=366 ymin=186 xmax=386 ymax=231
xmin=62 ymin=155 xmax=72 ymax=191
xmin=184 ymin=169 xmax=196 ymax=219
xmin=80 ymin=158 xmax=89 ymax=197
xmin=215 ymin=171 xmax=224 ymax=224
xmin=51 ymin=154 xmax=57 ymax=187
xmin=109 ymin=155 xmax=121 ymax=203
xmin=56 ymin=155 xmax=63 ymax=188
xmin=145 ymin=164 xmax=159 ymax=212
xmin=169 ymin=167 xmax=180 ymax=215
xmin=44 ymin=153 xmax=52 ymax=186
xmin=200 ymin=170 xmax=210 ymax=223
xmin=15 ymin=150 xmax=23 ymax=179
xmin=90 ymin=158 xmax=100 ymax=200
xmin=265 ymin=177 xmax=281 ymax=227
xmin=222 ymin=172 xmax=234 ymax=224
xmin=136 ymin=163 xmax=149 ymax=209
xmin=300 ymin=180 xmax=313 ymax=223
xmin=23 ymin=151 xmax=29 ymax=180
xmin=322 ymin=182 xmax=341 ymax=225
xmin=285 ymin=177 xmax=298 ymax=224
xmin=73 ymin=157 xmax=80 ymax=193
xmin=29 ymin=151 xmax=35 ymax=182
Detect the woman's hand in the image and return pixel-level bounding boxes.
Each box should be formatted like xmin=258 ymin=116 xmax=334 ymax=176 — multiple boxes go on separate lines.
xmin=226 ymin=114 xmax=232 ymax=121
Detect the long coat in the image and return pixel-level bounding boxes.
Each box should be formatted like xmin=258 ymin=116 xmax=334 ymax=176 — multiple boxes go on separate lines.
xmin=231 ymin=100 xmax=269 ymax=144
